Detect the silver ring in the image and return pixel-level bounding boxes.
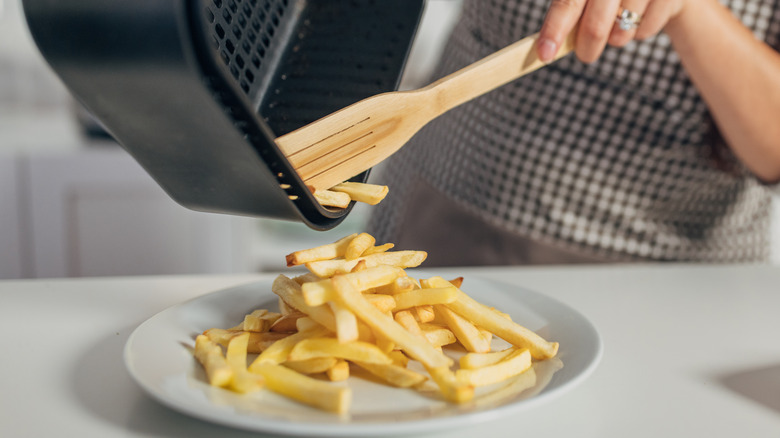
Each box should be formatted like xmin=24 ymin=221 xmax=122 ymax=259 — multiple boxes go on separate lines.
xmin=616 ymin=9 xmax=641 ymax=31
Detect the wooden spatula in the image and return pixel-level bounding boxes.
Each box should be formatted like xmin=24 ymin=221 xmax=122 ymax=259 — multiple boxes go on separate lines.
xmin=275 ymin=31 xmax=575 ymax=192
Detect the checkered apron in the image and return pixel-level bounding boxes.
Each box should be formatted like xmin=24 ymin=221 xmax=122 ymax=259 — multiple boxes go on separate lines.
xmin=367 ymin=0 xmax=780 ymax=264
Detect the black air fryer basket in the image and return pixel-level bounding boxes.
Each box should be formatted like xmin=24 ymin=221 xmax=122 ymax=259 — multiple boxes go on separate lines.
xmin=22 ymin=0 xmax=424 ymax=230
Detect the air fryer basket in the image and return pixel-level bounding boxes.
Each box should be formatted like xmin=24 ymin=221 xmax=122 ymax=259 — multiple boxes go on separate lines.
xmin=22 ymin=0 xmax=424 ymax=230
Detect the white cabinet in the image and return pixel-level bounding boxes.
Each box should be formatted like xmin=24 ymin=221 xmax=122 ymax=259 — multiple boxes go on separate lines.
xmin=0 ymin=157 xmax=23 ymax=278
xmin=2 ymin=147 xmax=258 ymax=279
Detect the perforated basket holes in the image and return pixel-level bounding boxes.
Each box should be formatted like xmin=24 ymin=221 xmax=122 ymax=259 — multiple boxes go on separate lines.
xmin=199 ymin=0 xmax=421 ymax=137
xmin=259 ymin=0 xmax=422 ymax=136
xmin=204 ymin=0 xmax=293 ymax=97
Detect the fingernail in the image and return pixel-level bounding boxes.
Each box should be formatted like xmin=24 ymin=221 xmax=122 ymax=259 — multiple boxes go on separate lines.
xmin=537 ymin=38 xmax=557 ymax=63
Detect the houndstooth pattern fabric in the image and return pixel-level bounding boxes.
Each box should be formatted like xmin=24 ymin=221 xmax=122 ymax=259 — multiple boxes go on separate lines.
xmin=368 ymin=0 xmax=780 ymax=262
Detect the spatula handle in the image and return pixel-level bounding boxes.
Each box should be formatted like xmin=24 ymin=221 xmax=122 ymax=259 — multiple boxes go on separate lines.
xmin=423 ymin=31 xmax=576 ymax=116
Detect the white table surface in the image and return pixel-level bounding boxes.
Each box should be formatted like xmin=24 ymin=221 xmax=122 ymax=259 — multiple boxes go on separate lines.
xmin=2 ymin=264 xmax=779 ymax=437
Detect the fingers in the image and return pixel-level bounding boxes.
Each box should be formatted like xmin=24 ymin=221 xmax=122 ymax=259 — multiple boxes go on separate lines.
xmin=539 ymin=0 xmax=679 ymax=64
xmin=609 ymin=1 xmax=649 ymax=47
xmin=577 ymin=0 xmax=623 ymax=62
xmin=537 ymin=0 xmax=586 ymax=63
xmin=538 ymin=0 xmax=623 ymax=64
xmin=636 ymin=0 xmax=679 ymax=39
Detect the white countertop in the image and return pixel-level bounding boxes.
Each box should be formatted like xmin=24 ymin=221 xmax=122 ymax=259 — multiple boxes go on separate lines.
xmin=2 ymin=264 xmax=779 ymax=437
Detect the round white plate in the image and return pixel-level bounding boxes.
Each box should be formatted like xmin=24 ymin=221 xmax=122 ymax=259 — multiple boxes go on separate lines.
xmin=124 ymin=273 xmax=602 ymax=436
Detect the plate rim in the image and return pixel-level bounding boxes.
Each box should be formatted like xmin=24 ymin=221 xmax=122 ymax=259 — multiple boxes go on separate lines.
xmin=124 ymin=273 xmax=603 ymax=436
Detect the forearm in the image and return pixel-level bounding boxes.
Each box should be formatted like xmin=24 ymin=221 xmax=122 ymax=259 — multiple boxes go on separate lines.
xmin=665 ymin=0 xmax=780 ymax=182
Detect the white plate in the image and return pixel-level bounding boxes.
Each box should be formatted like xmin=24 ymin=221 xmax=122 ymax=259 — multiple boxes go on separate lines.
xmin=124 ymin=272 xmax=602 ymax=436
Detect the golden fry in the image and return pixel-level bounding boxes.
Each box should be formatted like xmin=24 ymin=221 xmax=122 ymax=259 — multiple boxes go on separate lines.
xmin=194 ymin=334 xmax=233 ymax=387
xmin=427 ymin=365 xmax=474 ymax=403
xmin=251 ymin=363 xmax=351 ymax=414
xmin=456 ymin=348 xmax=532 ymax=387
xmin=326 ymin=360 xmax=350 ymax=381
xmin=434 ymin=305 xmax=491 ymax=353
xmin=362 ymin=243 xmax=395 ymax=256
xmin=305 ymin=251 xmax=426 ymax=278
xmin=301 ymin=265 xmax=401 ymax=306
xmin=421 ymin=325 xmax=457 ymax=348
xmin=329 ymin=301 xmax=359 ymax=343
xmin=448 ymin=277 xmax=464 ymax=288
xmin=295 ymin=316 xmax=322 ymax=333
xmin=284 ymin=357 xmax=339 ymax=374
xmin=350 ymin=259 xmax=369 ymax=272
xmin=393 ymin=287 xmax=458 ymax=310
xmin=331 ymin=275 xmax=452 ymax=368
xmin=270 ymin=311 xmax=306 ymax=333
xmin=373 ymin=276 xmax=418 ymax=295
xmin=288 ymin=337 xmax=392 ymax=365
xmin=425 ymin=277 xmax=558 ymax=360
xmin=313 ymin=189 xmax=351 ymax=208
xmin=225 ymin=332 xmax=250 ymax=369
xmin=226 ymin=332 xmax=264 ymax=393
xmin=272 ymin=275 xmax=338 ymax=333
xmin=387 ymin=350 xmax=409 ymax=367
xmin=413 ymin=305 xmax=436 ymax=323
xmin=459 ymin=347 xmax=517 ymax=369
xmin=249 ymin=326 xmax=330 ymax=369
xmin=345 ymin=233 xmax=376 ymax=261
xmin=354 ymin=360 xmax=427 ymax=388
xmin=394 ymin=310 xmax=422 ymax=336
xmin=293 ymin=272 xmax=320 ymax=285
xmin=278 ymin=296 xmax=297 ymax=315
xmin=242 ymin=309 xmax=282 ymax=333
xmin=285 ymin=233 xmax=356 ymax=267
xmin=330 ymin=182 xmax=389 ymax=205
xmin=365 ymin=294 xmax=396 ymax=313
xmin=203 ymin=328 xmax=289 ymax=353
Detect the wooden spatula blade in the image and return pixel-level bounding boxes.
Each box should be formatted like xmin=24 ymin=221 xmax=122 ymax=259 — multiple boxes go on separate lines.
xmin=274 ymin=31 xmax=575 ymax=193
xmin=276 ymin=91 xmax=429 ymax=191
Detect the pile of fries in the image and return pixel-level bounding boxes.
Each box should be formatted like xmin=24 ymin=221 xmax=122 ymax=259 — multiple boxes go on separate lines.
xmin=193 ymin=233 xmax=559 ymax=414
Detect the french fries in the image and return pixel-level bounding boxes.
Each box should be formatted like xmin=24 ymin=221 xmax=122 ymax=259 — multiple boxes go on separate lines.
xmin=330 ymin=182 xmax=388 ymax=205
xmin=434 ymin=305 xmax=492 ymax=353
xmin=392 ymin=287 xmax=458 ymax=310
xmin=284 ymin=357 xmax=338 ymax=374
xmin=194 ymin=335 xmax=232 ymax=387
xmin=345 ymin=232 xmax=376 ymax=260
xmin=191 ymin=232 xmax=559 ymax=414
xmin=225 ymin=332 xmax=265 ymax=393
xmin=353 ymin=360 xmax=427 ymax=388
xmin=424 ymin=277 xmax=559 ymax=360
xmin=288 ymin=337 xmax=392 ymax=365
xmin=455 ymin=348 xmax=532 ymax=387
xmin=252 ymin=363 xmax=351 ymax=414
xmin=363 ymin=242 xmax=394 ymax=255
xmin=459 ymin=347 xmax=517 ymax=369
xmin=313 ymin=182 xmax=389 ymax=208
xmin=328 ymin=301 xmax=359 ymax=343
xmin=305 ymin=251 xmax=427 ymax=278
xmin=285 ymin=233 xmax=356 ymax=267
xmin=300 ymin=265 xmax=401 ymax=306
xmin=241 ymin=309 xmax=282 ymax=332
xmin=203 ymin=328 xmax=289 ymax=353
xmin=313 ymin=189 xmax=351 ymax=209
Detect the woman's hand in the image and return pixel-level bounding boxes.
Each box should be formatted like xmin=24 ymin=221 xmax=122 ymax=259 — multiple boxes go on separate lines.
xmin=537 ymin=0 xmax=687 ymax=63
xmin=534 ymin=0 xmax=780 ymax=181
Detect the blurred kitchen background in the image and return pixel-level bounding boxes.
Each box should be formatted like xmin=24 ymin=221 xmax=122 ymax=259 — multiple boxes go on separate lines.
xmin=1 ymin=0 xmax=777 ymax=279
xmin=0 ymin=0 xmax=465 ymax=278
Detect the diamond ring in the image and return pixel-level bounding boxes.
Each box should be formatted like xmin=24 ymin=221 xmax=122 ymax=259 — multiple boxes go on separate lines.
xmin=616 ymin=9 xmax=641 ymax=31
